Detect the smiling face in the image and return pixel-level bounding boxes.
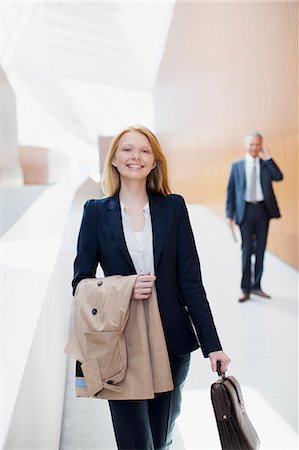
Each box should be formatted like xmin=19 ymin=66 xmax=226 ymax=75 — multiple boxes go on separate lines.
xmin=245 ymin=135 xmax=263 ymax=158
xmin=112 ymin=131 xmax=157 ymax=183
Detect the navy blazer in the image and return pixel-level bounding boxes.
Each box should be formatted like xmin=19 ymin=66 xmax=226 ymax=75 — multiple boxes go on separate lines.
xmin=226 ymin=158 xmax=283 ymax=225
xmin=72 ymin=191 xmax=222 ymax=357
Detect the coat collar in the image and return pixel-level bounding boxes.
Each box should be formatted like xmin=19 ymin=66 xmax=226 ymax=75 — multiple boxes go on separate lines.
xmin=107 ymin=191 xmax=120 ymax=211
xmin=147 ymin=190 xmax=165 ymax=273
xmin=239 ymin=159 xmax=246 ymax=191
xmin=242 ymin=156 xmax=265 ymax=176
xmin=107 ymin=191 xmax=135 ymax=271
xmin=106 ymin=190 xmax=166 ymax=274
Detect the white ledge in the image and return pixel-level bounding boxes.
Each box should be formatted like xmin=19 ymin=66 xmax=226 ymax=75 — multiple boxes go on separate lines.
xmin=1 ymin=175 xmax=86 ymax=449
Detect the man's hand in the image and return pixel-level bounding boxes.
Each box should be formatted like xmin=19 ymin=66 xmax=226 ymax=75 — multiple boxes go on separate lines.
xmin=208 ymin=350 xmax=231 ymax=374
xmin=132 ymin=272 xmax=156 ymax=300
xmin=261 ymin=145 xmax=271 ymax=159
xmin=227 ymin=218 xmax=235 ymax=226
xmin=227 ymin=218 xmax=237 ymax=242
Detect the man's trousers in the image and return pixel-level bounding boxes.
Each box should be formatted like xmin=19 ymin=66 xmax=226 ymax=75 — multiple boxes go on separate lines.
xmin=239 ymin=202 xmax=269 ymax=293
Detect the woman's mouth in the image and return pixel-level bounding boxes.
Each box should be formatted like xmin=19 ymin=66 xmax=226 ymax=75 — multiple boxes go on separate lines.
xmin=127 ymin=164 xmax=144 ymax=169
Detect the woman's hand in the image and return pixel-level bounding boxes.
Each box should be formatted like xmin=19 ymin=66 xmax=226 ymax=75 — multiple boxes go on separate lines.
xmin=208 ymin=350 xmax=231 ymax=374
xmin=132 ymin=272 xmax=156 ymax=300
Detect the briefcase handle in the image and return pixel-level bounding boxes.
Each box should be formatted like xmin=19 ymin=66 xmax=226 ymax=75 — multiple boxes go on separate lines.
xmin=216 ymin=360 xmax=226 ymax=379
xmin=216 ymin=361 xmax=246 ymax=411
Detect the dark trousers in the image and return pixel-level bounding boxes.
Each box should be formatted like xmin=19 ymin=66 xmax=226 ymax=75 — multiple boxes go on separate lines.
xmin=239 ymin=202 xmax=269 ymax=293
xmin=108 ymin=350 xmax=191 ymax=450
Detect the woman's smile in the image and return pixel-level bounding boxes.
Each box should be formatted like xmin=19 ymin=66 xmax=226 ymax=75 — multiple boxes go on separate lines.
xmin=127 ymin=163 xmax=145 ymax=169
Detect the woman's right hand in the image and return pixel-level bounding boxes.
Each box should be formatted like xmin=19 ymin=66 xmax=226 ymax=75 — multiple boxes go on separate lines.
xmin=132 ymin=272 xmax=156 ymax=300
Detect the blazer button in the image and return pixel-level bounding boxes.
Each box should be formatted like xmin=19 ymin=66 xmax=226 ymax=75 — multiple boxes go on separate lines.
xmin=107 ymin=380 xmax=114 ymax=385
xmin=97 ymin=280 xmax=103 ymax=287
xmin=92 ymin=308 xmax=97 ymax=315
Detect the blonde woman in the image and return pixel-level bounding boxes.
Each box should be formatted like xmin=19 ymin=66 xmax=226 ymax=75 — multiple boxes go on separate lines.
xmin=72 ymin=125 xmax=230 ymax=450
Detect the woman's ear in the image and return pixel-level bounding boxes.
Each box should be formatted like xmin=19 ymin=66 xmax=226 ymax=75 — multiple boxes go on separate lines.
xmin=152 ymin=161 xmax=157 ymax=169
xmin=112 ymin=158 xmax=117 ymax=168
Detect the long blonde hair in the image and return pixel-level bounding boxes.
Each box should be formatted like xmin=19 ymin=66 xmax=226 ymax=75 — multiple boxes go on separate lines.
xmin=101 ymin=125 xmax=171 ymax=196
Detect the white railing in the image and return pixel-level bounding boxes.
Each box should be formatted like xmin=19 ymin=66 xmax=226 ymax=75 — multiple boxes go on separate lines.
xmin=1 ymin=175 xmax=98 ymax=449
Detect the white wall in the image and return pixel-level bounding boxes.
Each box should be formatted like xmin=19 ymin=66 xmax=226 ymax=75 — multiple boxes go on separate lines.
xmin=2 ymin=177 xmax=99 ymax=449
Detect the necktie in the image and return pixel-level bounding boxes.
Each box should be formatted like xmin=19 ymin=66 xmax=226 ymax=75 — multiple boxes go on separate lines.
xmin=250 ymin=160 xmax=257 ymax=203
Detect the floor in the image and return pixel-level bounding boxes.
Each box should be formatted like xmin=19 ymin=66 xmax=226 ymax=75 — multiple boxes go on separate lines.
xmin=60 ymin=203 xmax=298 ymax=450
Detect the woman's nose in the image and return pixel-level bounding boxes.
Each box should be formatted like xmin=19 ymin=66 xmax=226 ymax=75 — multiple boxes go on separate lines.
xmin=132 ymin=150 xmax=140 ymax=160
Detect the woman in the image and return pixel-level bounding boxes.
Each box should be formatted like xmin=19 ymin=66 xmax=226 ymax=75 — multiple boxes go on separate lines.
xmin=72 ymin=125 xmax=230 ymax=450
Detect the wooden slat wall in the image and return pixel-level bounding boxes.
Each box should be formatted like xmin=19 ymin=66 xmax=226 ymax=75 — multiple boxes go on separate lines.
xmin=154 ymin=1 xmax=298 ymax=268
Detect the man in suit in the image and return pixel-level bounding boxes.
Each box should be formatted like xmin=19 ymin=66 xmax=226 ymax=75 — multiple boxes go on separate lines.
xmin=226 ymin=131 xmax=283 ymax=302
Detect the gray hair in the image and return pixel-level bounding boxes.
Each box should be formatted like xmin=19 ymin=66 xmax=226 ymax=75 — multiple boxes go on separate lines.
xmin=243 ymin=131 xmax=263 ymax=147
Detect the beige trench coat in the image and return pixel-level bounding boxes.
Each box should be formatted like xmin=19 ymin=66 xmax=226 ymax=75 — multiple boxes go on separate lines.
xmin=65 ymin=275 xmax=174 ymax=400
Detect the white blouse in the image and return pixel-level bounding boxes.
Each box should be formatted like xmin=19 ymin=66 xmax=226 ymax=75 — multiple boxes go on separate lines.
xmin=120 ymin=202 xmax=155 ymax=276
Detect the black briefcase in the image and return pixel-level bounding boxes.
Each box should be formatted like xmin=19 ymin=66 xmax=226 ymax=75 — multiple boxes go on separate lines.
xmin=210 ymin=363 xmax=260 ymax=450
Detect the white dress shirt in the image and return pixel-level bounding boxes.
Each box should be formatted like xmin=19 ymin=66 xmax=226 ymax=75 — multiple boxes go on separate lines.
xmin=120 ymin=202 xmax=155 ymax=276
xmin=245 ymin=153 xmax=264 ymax=202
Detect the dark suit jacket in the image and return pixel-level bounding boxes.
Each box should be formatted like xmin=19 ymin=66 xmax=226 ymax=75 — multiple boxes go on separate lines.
xmin=226 ymin=158 xmax=283 ymax=225
xmin=72 ymin=191 xmax=222 ymax=358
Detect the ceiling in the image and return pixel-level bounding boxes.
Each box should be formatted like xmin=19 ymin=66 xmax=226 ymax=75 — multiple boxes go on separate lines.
xmin=1 ymin=1 xmax=175 ymax=152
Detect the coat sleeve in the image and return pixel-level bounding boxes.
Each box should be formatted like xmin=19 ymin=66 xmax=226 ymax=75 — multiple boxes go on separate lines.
xmin=72 ymin=199 xmax=100 ymax=295
xmin=264 ymin=158 xmax=283 ymax=181
xmin=226 ymin=163 xmax=236 ymax=219
xmin=173 ymin=195 xmax=222 ymax=357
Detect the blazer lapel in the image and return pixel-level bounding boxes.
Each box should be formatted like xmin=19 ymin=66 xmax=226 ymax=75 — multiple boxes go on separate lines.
xmin=107 ymin=193 xmax=135 ymax=271
xmin=259 ymin=159 xmax=266 ymax=193
xmin=260 ymin=159 xmax=265 ymax=177
xmin=148 ymin=191 xmax=165 ymax=273
xmin=239 ymin=159 xmax=246 ymax=192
